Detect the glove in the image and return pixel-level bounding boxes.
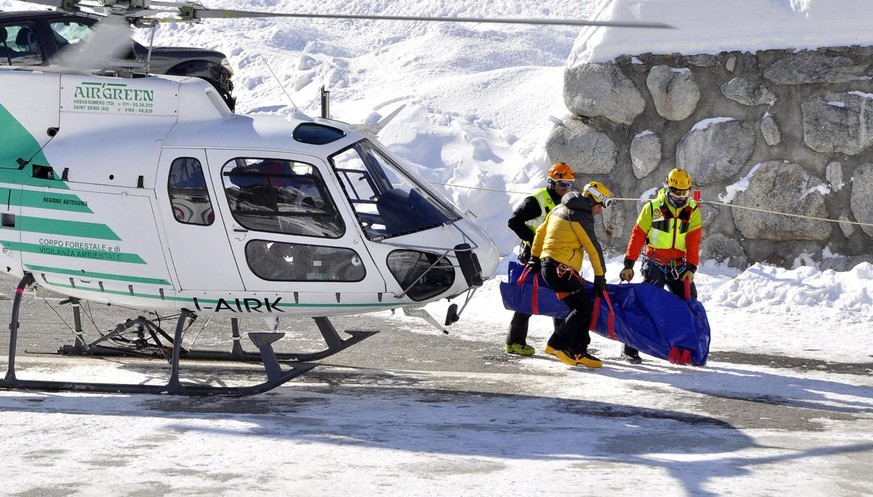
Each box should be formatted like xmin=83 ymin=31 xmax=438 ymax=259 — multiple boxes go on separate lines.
xmin=619 ymin=268 xmax=634 ymax=282
xmin=680 ymin=264 xmax=696 ymax=283
xmin=517 ymin=243 xmax=532 ymax=264
xmin=593 ymin=275 xmax=607 ymax=296
xmin=526 ymin=256 xmax=541 ymax=272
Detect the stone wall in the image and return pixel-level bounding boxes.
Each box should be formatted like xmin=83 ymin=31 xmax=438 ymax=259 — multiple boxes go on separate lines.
xmin=547 ymin=47 xmax=873 ymax=270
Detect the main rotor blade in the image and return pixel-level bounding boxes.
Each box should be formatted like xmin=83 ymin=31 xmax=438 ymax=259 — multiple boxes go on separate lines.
xmin=50 ymin=14 xmax=132 ymax=71
xmin=187 ymin=9 xmax=674 ymax=29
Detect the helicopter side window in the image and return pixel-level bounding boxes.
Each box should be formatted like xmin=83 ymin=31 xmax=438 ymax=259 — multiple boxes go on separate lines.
xmin=0 ymin=23 xmax=43 ymax=66
xmin=330 ymin=140 xmax=459 ymax=240
xmin=168 ymin=157 xmax=214 ymax=226
xmin=245 ymin=240 xmax=365 ymax=282
xmin=222 ymin=158 xmax=344 ymax=238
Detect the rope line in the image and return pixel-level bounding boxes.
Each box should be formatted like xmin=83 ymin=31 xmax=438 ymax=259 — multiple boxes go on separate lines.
xmin=432 ymin=182 xmax=873 ymax=228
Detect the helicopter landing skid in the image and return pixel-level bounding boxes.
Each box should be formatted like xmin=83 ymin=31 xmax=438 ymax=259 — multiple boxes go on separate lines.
xmin=55 ymin=309 xmax=378 ymax=364
xmin=1 ymin=274 xmax=316 ymax=396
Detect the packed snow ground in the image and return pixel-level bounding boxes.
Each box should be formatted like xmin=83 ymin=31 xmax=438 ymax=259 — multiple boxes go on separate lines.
xmin=1 ymin=0 xmax=873 ymax=495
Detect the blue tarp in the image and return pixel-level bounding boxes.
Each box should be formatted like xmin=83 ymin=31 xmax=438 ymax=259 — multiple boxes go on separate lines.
xmin=499 ymin=261 xmax=710 ymax=365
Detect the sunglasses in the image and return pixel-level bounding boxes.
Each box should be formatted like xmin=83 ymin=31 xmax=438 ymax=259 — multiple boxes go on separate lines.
xmin=669 ymin=187 xmax=690 ymax=197
xmin=556 ymin=181 xmax=574 ymax=188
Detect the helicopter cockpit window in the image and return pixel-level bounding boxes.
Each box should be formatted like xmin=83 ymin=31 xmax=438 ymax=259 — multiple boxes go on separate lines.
xmin=222 ymin=158 xmax=344 ymax=238
xmin=245 ymin=240 xmax=365 ymax=282
xmin=330 ymin=140 xmax=460 ymax=240
xmin=168 ymin=157 xmax=214 ymax=226
xmin=0 ymin=23 xmax=43 ymax=66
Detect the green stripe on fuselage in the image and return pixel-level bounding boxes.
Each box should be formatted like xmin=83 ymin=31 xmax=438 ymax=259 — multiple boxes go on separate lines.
xmin=0 ymin=104 xmax=67 ymax=190
xmin=25 ymin=264 xmax=170 ymax=286
xmin=10 ymin=216 xmax=120 ymax=240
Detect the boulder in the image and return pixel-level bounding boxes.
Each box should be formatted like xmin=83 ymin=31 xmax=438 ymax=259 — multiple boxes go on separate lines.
xmin=564 ymin=62 xmax=645 ymax=125
xmin=733 ymin=161 xmax=831 ymax=241
xmin=760 ymin=114 xmax=782 ymax=146
xmin=826 ymin=161 xmax=844 ymax=191
xmin=701 ymin=233 xmax=749 ymax=267
xmin=721 ymin=77 xmax=776 ymax=106
xmin=763 ymin=51 xmax=865 ymax=85
xmin=802 ymin=91 xmax=873 ymax=155
xmin=630 ymin=131 xmax=662 ymax=179
xmin=545 ymin=118 xmax=617 ymax=174
xmin=646 ymin=65 xmax=700 ymax=121
xmin=849 ymin=163 xmax=873 ymax=237
xmin=676 ymin=119 xmax=755 ymax=185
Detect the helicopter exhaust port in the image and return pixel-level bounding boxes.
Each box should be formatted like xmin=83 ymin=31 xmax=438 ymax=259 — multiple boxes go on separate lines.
xmin=320 ymin=86 xmax=330 ymax=119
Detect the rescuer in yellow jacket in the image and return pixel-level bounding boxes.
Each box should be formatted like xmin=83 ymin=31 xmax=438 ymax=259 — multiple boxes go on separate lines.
xmin=504 ymin=162 xmax=576 ymax=356
xmin=530 ymin=181 xmax=613 ymax=369
xmin=619 ymin=168 xmax=702 ymax=364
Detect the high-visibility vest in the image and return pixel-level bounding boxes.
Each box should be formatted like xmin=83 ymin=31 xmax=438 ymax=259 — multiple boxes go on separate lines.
xmin=647 ymin=197 xmax=699 ymax=252
xmin=524 ymin=188 xmax=556 ymax=238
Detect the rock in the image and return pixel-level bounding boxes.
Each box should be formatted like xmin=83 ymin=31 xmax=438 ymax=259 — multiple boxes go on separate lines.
xmin=763 ymin=51 xmax=865 ymax=84
xmin=733 ymin=161 xmax=831 ymax=241
xmin=545 ymin=118 xmax=617 ymax=174
xmin=721 ymin=77 xmax=776 ymax=106
xmin=849 ymin=163 xmax=873 ymax=237
xmin=676 ymin=119 xmax=755 ymax=185
xmin=701 ymin=233 xmax=749 ymax=267
xmin=646 ymin=65 xmax=701 ymax=121
xmin=630 ymin=131 xmax=662 ymax=179
xmin=760 ymin=114 xmax=782 ymax=146
xmin=838 ymin=212 xmax=856 ymax=238
xmin=564 ymin=62 xmax=645 ymax=125
xmin=802 ymin=91 xmax=873 ymax=155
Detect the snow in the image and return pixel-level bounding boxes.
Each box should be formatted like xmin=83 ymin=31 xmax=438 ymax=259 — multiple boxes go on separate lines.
xmin=569 ymin=0 xmax=873 ymax=65
xmin=691 ymin=116 xmax=736 ymax=132
xmin=2 ymin=0 xmax=873 ymax=495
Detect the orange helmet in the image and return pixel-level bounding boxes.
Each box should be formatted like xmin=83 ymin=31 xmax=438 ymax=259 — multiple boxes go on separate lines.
xmin=547 ymin=162 xmax=576 ymax=181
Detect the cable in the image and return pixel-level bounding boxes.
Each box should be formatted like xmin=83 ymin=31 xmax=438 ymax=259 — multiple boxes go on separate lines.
xmin=702 ymin=200 xmax=873 ymax=227
xmin=432 ymin=182 xmax=873 ymax=228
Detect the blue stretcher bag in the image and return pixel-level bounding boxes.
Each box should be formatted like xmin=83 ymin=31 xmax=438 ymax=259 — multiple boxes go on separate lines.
xmin=499 ymin=261 xmax=570 ymax=319
xmin=499 ymin=261 xmax=711 ymax=365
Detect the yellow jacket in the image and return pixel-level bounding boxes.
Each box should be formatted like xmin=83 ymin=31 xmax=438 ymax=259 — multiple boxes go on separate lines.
xmin=531 ymin=203 xmax=606 ymax=277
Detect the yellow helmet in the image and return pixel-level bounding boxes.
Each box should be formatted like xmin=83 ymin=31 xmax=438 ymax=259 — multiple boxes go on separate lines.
xmin=667 ymin=168 xmax=692 ymax=190
xmin=582 ymin=181 xmax=614 ymax=208
xmin=548 ymin=162 xmax=576 ymax=181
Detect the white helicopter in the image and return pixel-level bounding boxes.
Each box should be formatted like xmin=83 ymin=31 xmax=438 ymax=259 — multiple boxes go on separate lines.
xmin=0 ymin=0 xmax=670 ymax=395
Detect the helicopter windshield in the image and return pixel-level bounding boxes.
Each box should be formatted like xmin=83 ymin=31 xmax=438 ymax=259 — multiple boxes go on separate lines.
xmin=330 ymin=140 xmax=460 ymax=240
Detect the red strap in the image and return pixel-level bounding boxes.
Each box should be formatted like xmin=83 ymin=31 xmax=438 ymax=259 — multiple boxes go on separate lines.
xmin=517 ymin=264 xmax=530 ymax=286
xmin=590 ymin=290 xmax=616 ymax=340
xmin=531 ymin=275 xmax=539 ymax=314
xmin=590 ymin=295 xmax=601 ymax=330
xmin=684 ymin=279 xmax=691 ymax=300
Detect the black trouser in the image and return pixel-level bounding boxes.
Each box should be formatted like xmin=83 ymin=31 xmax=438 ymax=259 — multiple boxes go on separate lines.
xmin=540 ymin=259 xmax=594 ymax=353
xmin=506 ymin=312 xmax=562 ymax=345
xmin=624 ymin=259 xmax=699 ymax=356
xmin=642 ymin=259 xmax=698 ymax=299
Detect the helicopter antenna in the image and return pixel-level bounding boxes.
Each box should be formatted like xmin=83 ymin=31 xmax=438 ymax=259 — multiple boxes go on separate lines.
xmin=259 ymin=54 xmax=300 ymax=113
xmin=13 ymin=128 xmax=60 ymax=172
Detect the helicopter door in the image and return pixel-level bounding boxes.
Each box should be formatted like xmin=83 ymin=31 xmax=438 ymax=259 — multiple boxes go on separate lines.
xmin=208 ymin=153 xmax=386 ymax=294
xmin=157 ymin=150 xmax=244 ymax=291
